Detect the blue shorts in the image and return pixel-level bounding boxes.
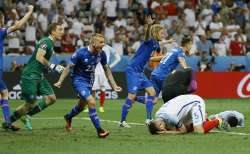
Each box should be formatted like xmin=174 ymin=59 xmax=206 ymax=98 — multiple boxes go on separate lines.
xmin=0 ymin=70 xmax=7 ymax=91
xmin=126 ymin=69 xmax=153 ymax=94
xmin=72 ymin=77 xmax=92 ymax=100
xmin=151 ymin=75 xmax=163 ymax=97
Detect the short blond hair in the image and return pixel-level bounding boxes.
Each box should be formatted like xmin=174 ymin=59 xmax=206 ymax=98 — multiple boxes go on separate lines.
xmin=150 ymin=24 xmax=164 ymax=40
xmin=90 ymin=33 xmax=104 ymax=44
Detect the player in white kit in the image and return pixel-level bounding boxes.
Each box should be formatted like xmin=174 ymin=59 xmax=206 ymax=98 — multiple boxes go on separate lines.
xmin=92 ymin=45 xmax=121 ymax=112
xmin=148 ymin=94 xmax=229 ymax=134
xmin=209 ymin=111 xmax=244 ymax=128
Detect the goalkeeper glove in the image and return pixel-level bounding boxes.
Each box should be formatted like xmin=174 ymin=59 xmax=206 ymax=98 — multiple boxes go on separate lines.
xmin=49 ymin=63 xmax=64 ymax=74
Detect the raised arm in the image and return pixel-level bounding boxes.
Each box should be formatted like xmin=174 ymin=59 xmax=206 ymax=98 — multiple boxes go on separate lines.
xmin=150 ymin=55 xmax=164 ymax=62
xmin=54 ymin=64 xmax=72 ymax=88
xmin=144 ymin=16 xmax=154 ymax=41
xmin=7 ymin=5 xmax=34 ymax=33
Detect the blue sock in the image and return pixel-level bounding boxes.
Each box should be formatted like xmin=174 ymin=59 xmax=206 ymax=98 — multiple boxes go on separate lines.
xmin=121 ymin=97 xmax=133 ymax=122
xmin=135 ymin=96 xmax=145 ymax=104
xmin=67 ymin=104 xmax=84 ymax=119
xmin=145 ymin=96 xmax=154 ymax=120
xmin=88 ymin=108 xmax=101 ymax=130
xmin=0 ymin=99 xmax=11 ymax=124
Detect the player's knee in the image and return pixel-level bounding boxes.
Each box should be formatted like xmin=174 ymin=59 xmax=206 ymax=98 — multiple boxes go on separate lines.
xmin=86 ymin=96 xmax=96 ymax=108
xmin=46 ymin=95 xmax=56 ymax=104
xmin=147 ymin=88 xmax=156 ymax=96
xmin=1 ymin=89 xmax=8 ymax=99
xmin=153 ymin=98 xmax=158 ymax=104
xmin=24 ymin=103 xmax=34 ymax=111
xmin=127 ymin=93 xmax=136 ymax=101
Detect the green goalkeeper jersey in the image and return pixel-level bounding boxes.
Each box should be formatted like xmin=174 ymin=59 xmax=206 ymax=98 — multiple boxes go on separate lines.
xmin=21 ymin=37 xmax=54 ymax=80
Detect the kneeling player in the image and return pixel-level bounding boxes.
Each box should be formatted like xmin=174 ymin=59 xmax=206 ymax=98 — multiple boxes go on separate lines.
xmin=162 ymin=67 xmax=197 ymax=103
xmin=148 ymin=94 xmax=229 ymax=134
xmin=209 ymin=110 xmax=244 ymax=128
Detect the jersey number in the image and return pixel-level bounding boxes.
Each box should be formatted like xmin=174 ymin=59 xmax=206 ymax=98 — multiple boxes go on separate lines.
xmin=160 ymin=52 xmax=173 ymax=64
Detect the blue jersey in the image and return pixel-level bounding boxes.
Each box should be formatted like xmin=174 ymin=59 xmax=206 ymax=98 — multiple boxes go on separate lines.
xmin=0 ymin=28 xmax=7 ymax=70
xmin=127 ymin=39 xmax=160 ymax=73
xmin=152 ymin=47 xmax=185 ymax=80
xmin=70 ymin=47 xmax=107 ymax=87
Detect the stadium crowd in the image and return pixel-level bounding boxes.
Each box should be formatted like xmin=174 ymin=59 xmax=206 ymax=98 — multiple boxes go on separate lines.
xmin=1 ymin=0 xmax=250 ymax=57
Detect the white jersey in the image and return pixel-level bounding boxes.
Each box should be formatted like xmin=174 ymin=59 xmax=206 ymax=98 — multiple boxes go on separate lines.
xmin=93 ymin=45 xmax=119 ymax=90
xmin=216 ymin=111 xmax=244 ymax=127
xmin=95 ymin=45 xmax=116 ymax=75
xmin=156 ymin=94 xmax=206 ymax=128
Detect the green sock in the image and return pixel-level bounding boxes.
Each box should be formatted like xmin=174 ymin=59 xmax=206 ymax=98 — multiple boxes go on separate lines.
xmin=27 ymin=100 xmax=47 ymax=116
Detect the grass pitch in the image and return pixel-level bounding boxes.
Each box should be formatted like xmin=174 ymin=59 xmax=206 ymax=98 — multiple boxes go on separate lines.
xmin=1 ymin=99 xmax=250 ymax=154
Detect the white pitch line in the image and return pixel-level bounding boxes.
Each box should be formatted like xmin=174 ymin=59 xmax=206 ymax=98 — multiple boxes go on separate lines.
xmin=212 ymin=130 xmax=250 ymax=136
xmin=31 ymin=117 xmax=250 ymax=136
xmin=32 ymin=117 xmax=145 ymax=126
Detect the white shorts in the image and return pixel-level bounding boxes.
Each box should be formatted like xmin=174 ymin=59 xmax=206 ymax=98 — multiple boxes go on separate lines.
xmin=92 ymin=73 xmax=111 ymax=91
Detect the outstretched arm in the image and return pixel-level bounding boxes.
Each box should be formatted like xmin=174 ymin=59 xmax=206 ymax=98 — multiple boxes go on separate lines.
xmin=178 ymin=57 xmax=188 ymax=69
xmin=7 ymin=5 xmax=34 ymax=33
xmin=54 ymin=65 xmax=72 ymax=88
xmin=144 ymin=15 xmax=154 ymax=41
xmin=103 ymin=64 xmax=122 ymax=92
xmin=150 ymin=55 xmax=164 ymax=62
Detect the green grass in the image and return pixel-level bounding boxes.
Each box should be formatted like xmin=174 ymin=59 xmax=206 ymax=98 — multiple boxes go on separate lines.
xmin=1 ymin=99 xmax=250 ymax=154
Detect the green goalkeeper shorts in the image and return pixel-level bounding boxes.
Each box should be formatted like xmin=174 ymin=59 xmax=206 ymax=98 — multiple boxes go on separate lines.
xmin=21 ymin=78 xmax=54 ymax=103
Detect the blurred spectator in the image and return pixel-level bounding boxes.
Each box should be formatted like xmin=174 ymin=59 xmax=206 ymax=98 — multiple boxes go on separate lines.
xmin=229 ymin=34 xmax=245 ymax=56
xmin=209 ymin=14 xmax=223 ymax=43
xmin=226 ymin=17 xmax=240 ymax=40
xmin=164 ymin=0 xmax=178 ymax=21
xmin=233 ymin=6 xmax=246 ymax=29
xmin=71 ymin=16 xmax=84 ymax=38
xmin=118 ymin=0 xmax=130 ymax=16
xmin=6 ymin=9 xmax=21 ymax=55
xmin=37 ymin=8 xmax=49 ymax=36
xmin=104 ymin=0 xmax=117 ymax=21
xmin=36 ymin=0 xmax=55 ymax=11
xmin=114 ymin=13 xmax=127 ymax=28
xmin=196 ymin=35 xmax=214 ymax=56
xmin=61 ymin=0 xmax=77 ymax=17
xmin=197 ymin=53 xmax=215 ymax=72
xmin=61 ymin=28 xmax=76 ymax=53
xmin=112 ymin=34 xmax=124 ymax=56
xmin=24 ymin=14 xmax=37 ymax=55
xmin=90 ymin=0 xmax=104 ymax=17
xmin=183 ymin=2 xmax=196 ymax=28
xmin=194 ymin=15 xmax=207 ymax=36
xmin=104 ymin=20 xmax=115 ymax=44
xmin=200 ymin=1 xmax=213 ymax=25
xmin=214 ymin=35 xmax=228 ymax=56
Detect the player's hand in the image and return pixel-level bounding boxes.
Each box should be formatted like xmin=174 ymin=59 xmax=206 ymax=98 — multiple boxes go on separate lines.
xmin=113 ymin=85 xmax=122 ymax=92
xmin=167 ymin=38 xmax=175 ymax=43
xmin=146 ymin=15 xmax=154 ymax=25
xmin=27 ymin=5 xmax=34 ymax=13
xmin=49 ymin=64 xmax=65 ymax=74
xmin=54 ymin=81 xmax=62 ymax=88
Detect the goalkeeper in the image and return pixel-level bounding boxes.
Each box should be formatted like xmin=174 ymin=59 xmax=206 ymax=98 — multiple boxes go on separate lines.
xmin=8 ymin=22 xmax=65 ymax=130
xmin=162 ymin=67 xmax=197 ymax=102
